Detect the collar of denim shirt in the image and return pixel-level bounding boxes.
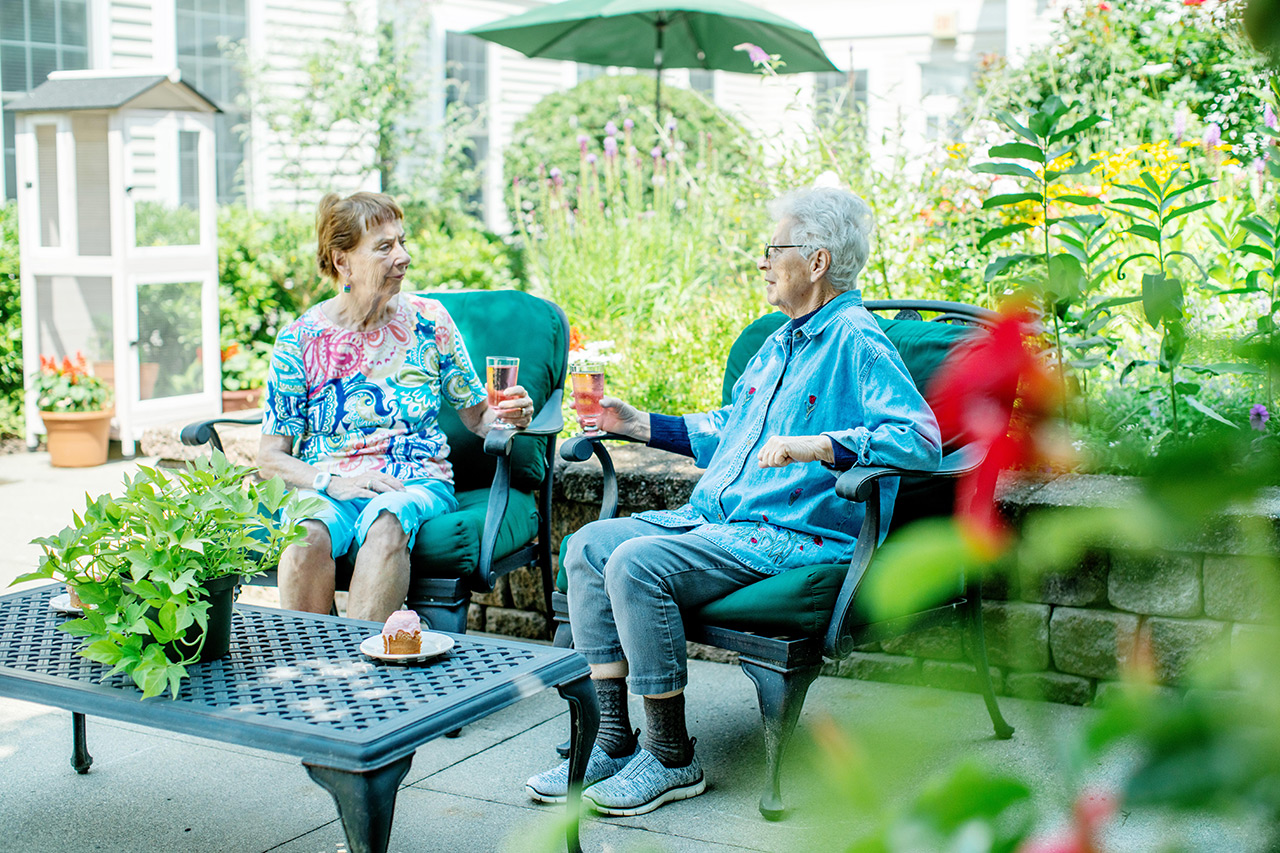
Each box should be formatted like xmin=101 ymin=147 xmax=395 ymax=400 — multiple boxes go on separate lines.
xmin=776 ymin=288 xmax=861 ymax=345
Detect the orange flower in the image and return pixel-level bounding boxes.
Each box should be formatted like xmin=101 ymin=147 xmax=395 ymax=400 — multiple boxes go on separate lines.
xmin=569 ymin=326 xmax=585 ymax=353
xmin=221 ymin=343 xmax=241 ymax=362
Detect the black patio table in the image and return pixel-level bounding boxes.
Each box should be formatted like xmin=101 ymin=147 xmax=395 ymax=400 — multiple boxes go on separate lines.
xmin=0 ymin=584 xmax=598 ymax=853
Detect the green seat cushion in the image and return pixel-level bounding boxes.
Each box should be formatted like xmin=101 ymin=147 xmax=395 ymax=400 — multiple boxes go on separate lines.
xmin=695 ymin=563 xmax=847 ymax=635
xmin=426 ymin=290 xmax=567 ymax=493
xmin=408 ymin=487 xmax=540 ymax=581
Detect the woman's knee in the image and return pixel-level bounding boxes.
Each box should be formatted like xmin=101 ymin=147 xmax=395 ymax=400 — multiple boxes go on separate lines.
xmin=365 ymin=510 xmax=410 ymax=551
xmin=282 ymin=521 xmax=334 ymax=572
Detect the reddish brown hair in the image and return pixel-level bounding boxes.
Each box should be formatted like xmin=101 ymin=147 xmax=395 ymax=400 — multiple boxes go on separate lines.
xmin=315 ymin=192 xmax=405 ymax=281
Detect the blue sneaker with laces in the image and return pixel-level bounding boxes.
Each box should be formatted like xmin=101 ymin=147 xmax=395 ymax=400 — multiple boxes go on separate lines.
xmin=582 ymin=748 xmax=706 ymax=816
xmin=525 ymin=743 xmax=638 ymax=804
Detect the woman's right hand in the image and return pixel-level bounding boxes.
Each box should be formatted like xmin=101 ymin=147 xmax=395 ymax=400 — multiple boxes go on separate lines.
xmin=326 ymin=473 xmax=404 ymax=500
xmin=596 ymin=396 xmax=650 ymax=441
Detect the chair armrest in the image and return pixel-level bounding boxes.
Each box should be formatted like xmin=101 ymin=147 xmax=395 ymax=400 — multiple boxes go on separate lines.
xmin=179 ymin=415 xmax=264 ymax=454
xmin=558 ymin=432 xmax=647 ymax=522
xmin=834 ymin=444 xmax=984 ymax=503
xmin=483 ymin=388 xmax=567 ymax=457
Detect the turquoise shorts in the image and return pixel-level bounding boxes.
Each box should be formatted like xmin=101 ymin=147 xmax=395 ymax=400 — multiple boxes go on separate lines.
xmin=292 ymin=478 xmax=458 ymax=560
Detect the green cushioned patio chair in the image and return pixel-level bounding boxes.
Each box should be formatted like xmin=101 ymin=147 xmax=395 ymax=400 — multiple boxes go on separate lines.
xmin=550 ymin=299 xmax=1015 ymax=819
xmin=181 ymin=290 xmax=569 ymax=636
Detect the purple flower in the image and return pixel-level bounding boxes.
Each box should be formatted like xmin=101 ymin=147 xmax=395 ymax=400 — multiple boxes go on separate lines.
xmin=1204 ymin=122 xmax=1221 ymax=148
xmin=623 ymin=118 xmax=634 ymax=131
xmin=737 ymin=42 xmax=770 ymax=65
xmin=651 ymin=146 xmax=663 ymax=159
xmin=1256 ymin=158 xmax=1267 ymax=175
xmin=577 ymin=134 xmax=589 ymax=155
xmin=1173 ymin=110 xmax=1187 ymax=143
xmin=605 ymin=121 xmax=618 ymax=137
xmin=1266 ymin=104 xmax=1278 ymax=130
xmin=586 ymin=153 xmax=597 ymax=165
xmin=666 ymin=118 xmax=677 ymax=133
xmin=1251 ymin=404 xmax=1270 ymax=431
xmin=549 ymin=167 xmax=563 ymax=188
xmin=603 ymin=137 xmax=618 ymax=158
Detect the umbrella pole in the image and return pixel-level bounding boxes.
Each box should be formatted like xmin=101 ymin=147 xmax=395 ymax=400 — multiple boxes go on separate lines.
xmin=654 ymin=18 xmax=666 ymax=119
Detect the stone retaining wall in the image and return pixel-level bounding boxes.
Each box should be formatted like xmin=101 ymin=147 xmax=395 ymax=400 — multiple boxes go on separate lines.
xmin=142 ymin=422 xmax=1280 ymax=706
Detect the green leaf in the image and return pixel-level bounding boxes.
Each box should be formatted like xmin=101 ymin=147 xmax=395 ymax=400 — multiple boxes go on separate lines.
xmin=978 ymin=222 xmax=1034 ymax=250
xmin=1139 ymin=171 xmax=1161 ymax=195
xmin=1054 ymin=194 xmax=1102 ymax=206
xmin=982 ymin=192 xmax=1042 ymax=209
xmin=1165 ymin=177 xmax=1216 ymax=201
xmin=1048 ymin=114 xmax=1105 ymax=143
xmin=1128 ymin=224 xmax=1163 ymax=243
xmin=1142 ymin=272 xmax=1184 ymax=328
xmin=972 ymin=162 xmax=1039 ymax=181
xmin=1184 ymin=395 xmax=1238 ymax=428
xmin=82 ymin=639 xmax=124 ymax=666
xmin=1168 ymin=200 xmax=1216 ymax=221
xmin=989 ymin=142 xmax=1045 ymax=162
xmin=1110 ymin=196 xmax=1160 ymax=213
xmin=984 ymin=253 xmax=1037 ymax=281
xmin=1239 ymin=245 xmax=1273 ymax=261
xmin=1240 ymin=218 xmax=1277 ymax=249
xmin=1047 ymin=253 xmax=1086 ymax=306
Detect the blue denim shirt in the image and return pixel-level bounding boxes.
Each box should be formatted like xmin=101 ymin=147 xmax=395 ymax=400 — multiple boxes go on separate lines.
xmin=635 ymin=290 xmax=942 ymax=574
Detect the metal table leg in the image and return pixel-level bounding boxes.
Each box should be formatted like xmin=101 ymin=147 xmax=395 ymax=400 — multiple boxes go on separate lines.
xmin=556 ymin=674 xmax=599 ymax=853
xmin=71 ymin=712 xmax=92 ymax=774
xmin=303 ymin=754 xmax=413 ymax=853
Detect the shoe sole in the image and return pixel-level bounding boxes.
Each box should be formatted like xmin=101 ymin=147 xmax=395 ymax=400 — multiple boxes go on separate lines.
xmin=586 ymin=775 xmax=707 ymax=817
xmin=525 ymin=785 xmax=567 ymax=805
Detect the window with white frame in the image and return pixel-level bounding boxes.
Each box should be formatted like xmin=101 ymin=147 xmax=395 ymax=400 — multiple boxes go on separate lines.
xmin=0 ymin=0 xmax=89 ymax=199
xmin=176 ymin=0 xmax=246 ymax=203
xmin=445 ymin=31 xmax=488 ymax=205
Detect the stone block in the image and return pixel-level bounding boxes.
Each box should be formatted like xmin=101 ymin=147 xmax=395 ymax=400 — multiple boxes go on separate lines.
xmin=836 ymin=652 xmax=920 ymax=685
xmin=467 ymin=603 xmax=484 ymax=632
xmin=140 ymin=418 xmax=259 ymax=467
xmin=1229 ymin=623 xmax=1280 ymax=692
xmin=1005 ymin=671 xmax=1094 ymax=706
xmin=880 ymin=623 xmax=964 ymax=661
xmin=1049 ymin=607 xmax=1140 ymax=680
xmin=1139 ymin=617 xmax=1230 ymax=686
xmin=469 ymin=577 xmax=509 ymax=608
xmin=1203 ymin=555 xmax=1280 ymax=624
xmin=1108 ymin=551 xmax=1202 ymax=617
xmin=981 ymin=601 xmax=1050 ymax=671
xmin=507 ymin=565 xmax=548 ymax=613
xmin=919 ymin=660 xmax=1004 ymax=695
xmin=485 ymin=606 xmax=547 ymax=640
xmin=978 ymin=565 xmax=1018 ymax=602
xmin=687 ymin=642 xmax=737 ymax=665
xmin=1019 ymin=550 xmax=1108 ymax=607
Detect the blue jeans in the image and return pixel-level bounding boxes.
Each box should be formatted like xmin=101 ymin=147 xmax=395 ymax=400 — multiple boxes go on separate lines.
xmin=565 ymin=517 xmax=770 ymax=695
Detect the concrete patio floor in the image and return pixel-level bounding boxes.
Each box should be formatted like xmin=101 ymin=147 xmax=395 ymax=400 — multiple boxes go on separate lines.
xmin=0 ymin=450 xmax=1265 ymax=852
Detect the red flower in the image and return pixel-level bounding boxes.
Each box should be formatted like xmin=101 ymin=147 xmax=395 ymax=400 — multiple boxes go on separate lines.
xmin=926 ymin=302 xmax=1059 ymax=552
xmin=808 ymin=394 xmax=816 ymax=404
xmin=813 ymin=535 xmax=823 ymax=546
xmin=1097 ymin=1 xmax=1110 ymax=9
xmin=750 ymin=538 xmax=758 ymax=544
xmin=1182 ymin=0 xmax=1205 ymax=5
xmin=748 ymin=387 xmax=756 ymax=395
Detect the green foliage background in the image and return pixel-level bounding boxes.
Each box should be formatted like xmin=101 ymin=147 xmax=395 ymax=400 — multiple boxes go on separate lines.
xmin=0 ymin=202 xmax=22 ymax=436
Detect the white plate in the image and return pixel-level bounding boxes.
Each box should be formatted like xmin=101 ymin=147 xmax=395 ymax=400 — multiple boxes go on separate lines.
xmin=49 ymin=593 xmax=84 ymax=615
xmin=359 ymin=632 xmax=454 ymax=664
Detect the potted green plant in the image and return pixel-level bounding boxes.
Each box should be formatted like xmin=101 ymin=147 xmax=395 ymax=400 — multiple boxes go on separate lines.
xmin=220 ymin=341 xmax=272 ymax=412
xmin=31 ymin=353 xmax=114 ymax=467
xmin=15 ymin=452 xmax=322 ymax=698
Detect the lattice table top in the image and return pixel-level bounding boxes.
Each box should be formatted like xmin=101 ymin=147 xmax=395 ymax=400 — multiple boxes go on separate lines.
xmin=0 ymin=585 xmax=587 ymax=768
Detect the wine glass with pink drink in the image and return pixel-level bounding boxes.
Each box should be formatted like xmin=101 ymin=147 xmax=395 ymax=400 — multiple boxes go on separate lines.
xmin=570 ymin=361 xmax=606 ymax=434
xmin=487 ymin=356 xmax=520 ymax=429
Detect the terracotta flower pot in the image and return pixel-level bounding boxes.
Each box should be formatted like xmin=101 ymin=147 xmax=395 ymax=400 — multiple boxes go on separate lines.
xmin=39 ymin=409 xmax=113 ymax=468
xmin=221 ymin=388 xmax=264 ymax=412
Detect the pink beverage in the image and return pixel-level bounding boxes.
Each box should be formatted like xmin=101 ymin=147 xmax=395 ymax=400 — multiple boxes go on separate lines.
xmin=571 ymin=369 xmax=605 ymax=432
xmin=486 ymin=356 xmax=520 ymax=426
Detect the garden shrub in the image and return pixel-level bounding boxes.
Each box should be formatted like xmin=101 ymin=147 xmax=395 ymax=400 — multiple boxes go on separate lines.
xmin=504 ymin=74 xmax=750 ymax=219
xmin=0 ymin=202 xmax=21 ymax=438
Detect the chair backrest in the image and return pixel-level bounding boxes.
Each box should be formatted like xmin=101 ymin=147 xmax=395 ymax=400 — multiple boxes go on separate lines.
xmin=721 ymin=300 xmax=990 ymax=531
xmin=425 ymin=290 xmax=569 ymax=493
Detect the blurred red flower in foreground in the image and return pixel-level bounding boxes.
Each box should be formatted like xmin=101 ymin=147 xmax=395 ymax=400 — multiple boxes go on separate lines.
xmin=1017 ymin=789 xmax=1116 ymax=853
xmin=926 ymin=303 xmax=1060 ymax=554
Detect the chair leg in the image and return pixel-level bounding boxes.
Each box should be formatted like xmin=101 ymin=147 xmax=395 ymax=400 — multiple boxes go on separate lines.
xmin=551 ymin=591 xmax=574 ymax=758
xmin=963 ymin=591 xmax=1015 ymax=740
xmin=740 ymin=657 xmax=822 ymax=821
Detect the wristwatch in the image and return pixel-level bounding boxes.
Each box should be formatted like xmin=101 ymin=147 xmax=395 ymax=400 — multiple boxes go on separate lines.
xmin=312 ymin=471 xmax=333 ymax=493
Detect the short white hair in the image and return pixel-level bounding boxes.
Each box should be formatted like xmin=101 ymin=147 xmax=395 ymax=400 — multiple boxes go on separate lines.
xmin=768 ymin=187 xmax=875 ymax=293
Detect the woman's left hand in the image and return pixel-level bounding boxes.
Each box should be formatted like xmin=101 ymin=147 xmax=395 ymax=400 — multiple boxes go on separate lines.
xmin=758 ymin=435 xmax=835 ymax=468
xmin=494 ymin=384 xmax=535 ymax=429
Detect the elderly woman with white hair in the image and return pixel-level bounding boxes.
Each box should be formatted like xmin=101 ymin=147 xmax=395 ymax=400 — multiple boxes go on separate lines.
xmin=526 ymin=186 xmax=942 ymax=814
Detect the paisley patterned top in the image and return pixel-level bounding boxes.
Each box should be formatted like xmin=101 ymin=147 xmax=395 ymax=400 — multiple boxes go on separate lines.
xmin=262 ymin=294 xmax=487 ymax=483
xmin=635 ymin=290 xmax=941 ymax=574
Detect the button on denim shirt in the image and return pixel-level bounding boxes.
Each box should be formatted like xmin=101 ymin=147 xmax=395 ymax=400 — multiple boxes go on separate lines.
xmin=636 ymin=291 xmax=942 ymax=574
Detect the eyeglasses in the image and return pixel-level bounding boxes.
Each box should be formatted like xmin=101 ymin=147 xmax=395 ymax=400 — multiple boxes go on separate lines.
xmin=762 ymin=244 xmax=805 ymax=261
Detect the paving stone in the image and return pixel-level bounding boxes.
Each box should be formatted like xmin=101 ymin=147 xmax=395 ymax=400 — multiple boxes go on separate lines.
xmin=1005 ymin=671 xmax=1094 ymax=706
xmin=1109 ymin=551 xmax=1202 ymax=617
xmin=880 ymin=623 xmax=964 ymax=661
xmin=919 ymin=659 xmax=1004 ymax=695
xmin=1203 ymin=555 xmax=1280 ymax=624
xmin=1019 ymin=549 xmax=1108 ymax=606
xmin=836 ymin=651 xmax=920 ymax=685
xmin=1138 ymin=617 xmax=1231 ymax=686
xmin=1049 ymin=607 xmax=1140 ymax=680
xmin=981 ymin=601 xmax=1050 ymax=671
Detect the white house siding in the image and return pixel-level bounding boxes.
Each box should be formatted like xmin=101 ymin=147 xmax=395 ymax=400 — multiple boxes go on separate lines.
xmin=249 ymin=0 xmax=377 ymax=208
xmin=106 ymin=0 xmax=165 ymax=68
xmin=714 ymin=70 xmax=816 ymax=162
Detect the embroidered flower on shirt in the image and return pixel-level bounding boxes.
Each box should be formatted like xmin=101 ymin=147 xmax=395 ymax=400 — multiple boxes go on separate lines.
xmin=788 ymin=487 xmax=803 ymax=506
xmin=748 ymin=386 xmax=756 ymax=396
xmin=805 ymin=394 xmax=817 ymax=418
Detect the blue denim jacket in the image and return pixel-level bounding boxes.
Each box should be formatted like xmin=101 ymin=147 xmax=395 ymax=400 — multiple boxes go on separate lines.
xmin=635 ymin=290 xmax=942 ymax=574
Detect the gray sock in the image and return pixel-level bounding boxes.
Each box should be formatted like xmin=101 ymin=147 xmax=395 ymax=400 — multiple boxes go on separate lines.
xmin=643 ymin=693 xmax=693 ymax=768
xmin=594 ymin=677 xmax=637 ymax=759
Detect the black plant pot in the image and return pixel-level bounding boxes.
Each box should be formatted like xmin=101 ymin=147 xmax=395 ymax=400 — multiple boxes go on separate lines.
xmin=165 ymin=574 xmax=237 ymax=663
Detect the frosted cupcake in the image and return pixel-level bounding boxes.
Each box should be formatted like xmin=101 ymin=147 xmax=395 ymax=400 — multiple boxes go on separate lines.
xmin=381 ymin=609 xmax=422 ymax=654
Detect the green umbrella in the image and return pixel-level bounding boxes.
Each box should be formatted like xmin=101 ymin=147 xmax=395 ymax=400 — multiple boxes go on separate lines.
xmin=466 ymin=0 xmax=838 ymax=116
